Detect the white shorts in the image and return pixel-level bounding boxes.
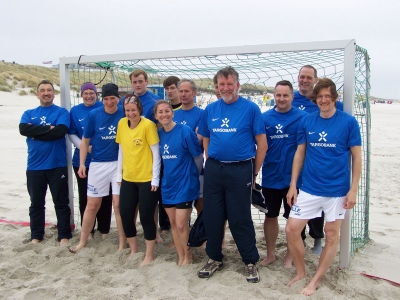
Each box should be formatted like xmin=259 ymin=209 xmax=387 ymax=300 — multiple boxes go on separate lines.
xmin=87 ymin=161 xmax=120 ymax=197
xmin=289 ymin=190 xmax=346 ymax=222
xmin=199 ymin=175 xmax=204 ymax=198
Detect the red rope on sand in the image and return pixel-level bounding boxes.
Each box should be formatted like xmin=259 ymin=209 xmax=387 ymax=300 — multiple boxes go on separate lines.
xmin=360 ymin=272 xmax=400 ymax=287
xmin=0 ymin=219 xmax=52 ymax=226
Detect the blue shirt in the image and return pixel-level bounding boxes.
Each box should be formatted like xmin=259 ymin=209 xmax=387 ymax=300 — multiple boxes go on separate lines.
xmin=158 ymin=123 xmax=202 ymax=204
xmin=20 ymin=104 xmax=70 ymax=170
xmin=83 ymin=106 xmax=125 ymax=162
xmin=262 ymin=107 xmax=307 ymax=189
xmin=198 ymin=96 xmax=265 ymax=161
xmin=173 ymin=106 xmax=204 ymax=132
xmin=292 ymin=91 xmax=344 ymax=113
xmin=69 ymin=101 xmax=103 ymax=167
xmin=298 ymin=110 xmax=361 ymax=197
xmin=119 ymin=91 xmax=162 ymax=123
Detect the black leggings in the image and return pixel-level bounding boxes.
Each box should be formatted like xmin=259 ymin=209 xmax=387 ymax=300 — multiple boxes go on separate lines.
xmin=73 ymin=166 xmax=112 ymax=234
xmin=119 ymin=180 xmax=158 ymax=240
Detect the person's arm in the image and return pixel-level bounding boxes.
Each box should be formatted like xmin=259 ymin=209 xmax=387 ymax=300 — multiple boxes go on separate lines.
xmin=254 ymin=134 xmax=268 ymax=178
xmin=202 ymin=136 xmax=209 ymax=159
xmin=116 ymin=145 xmax=123 ymax=185
xmin=68 ymin=134 xmax=81 ymax=148
xmin=19 ymin=124 xmax=68 ymax=141
xmin=286 ymin=143 xmax=306 ymax=207
xmin=150 ymin=143 xmax=161 ymax=191
xmin=78 ymin=137 xmax=90 ymax=178
xmin=343 ymin=145 xmax=362 ymax=209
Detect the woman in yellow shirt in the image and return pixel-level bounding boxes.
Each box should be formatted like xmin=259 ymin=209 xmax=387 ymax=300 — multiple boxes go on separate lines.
xmin=116 ymin=95 xmax=161 ymax=266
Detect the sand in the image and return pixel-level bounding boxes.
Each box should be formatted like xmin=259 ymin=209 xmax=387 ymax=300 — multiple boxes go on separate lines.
xmin=0 ymin=91 xmax=399 ymax=300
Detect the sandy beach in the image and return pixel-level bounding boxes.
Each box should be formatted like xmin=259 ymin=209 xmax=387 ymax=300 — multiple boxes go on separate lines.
xmin=0 ymin=91 xmax=399 ymax=300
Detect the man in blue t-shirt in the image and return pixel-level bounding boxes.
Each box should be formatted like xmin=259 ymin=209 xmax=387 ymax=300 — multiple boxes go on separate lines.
xmin=292 ymin=65 xmax=343 ymax=255
xmin=119 ymin=69 xmax=162 ymax=123
xmin=198 ymin=67 xmax=268 ymax=283
xmin=19 ymin=80 xmax=71 ymax=245
xmin=260 ymin=80 xmax=307 ymax=267
xmin=174 ymin=79 xmax=204 ymax=213
xmin=286 ymin=78 xmax=362 ymax=296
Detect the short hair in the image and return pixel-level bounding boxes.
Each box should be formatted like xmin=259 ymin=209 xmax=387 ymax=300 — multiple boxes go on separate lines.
xmin=178 ymin=79 xmax=197 ymax=92
xmin=212 ymin=74 xmax=218 ymax=86
xmin=216 ymin=66 xmax=239 ymax=82
xmin=129 ymin=69 xmax=148 ymax=81
xmin=309 ymin=78 xmax=338 ymax=103
xmin=163 ymin=76 xmax=180 ymax=88
xmin=153 ymin=100 xmax=173 ymax=115
xmin=37 ymin=79 xmax=54 ymax=92
xmin=123 ymin=94 xmax=143 ymax=115
xmin=275 ymin=80 xmax=293 ymax=93
xmin=299 ymin=65 xmax=317 ymax=78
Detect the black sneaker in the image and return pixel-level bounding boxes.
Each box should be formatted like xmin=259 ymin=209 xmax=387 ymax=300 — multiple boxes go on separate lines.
xmin=198 ymin=259 xmax=224 ymax=278
xmin=244 ymin=263 xmax=260 ymax=283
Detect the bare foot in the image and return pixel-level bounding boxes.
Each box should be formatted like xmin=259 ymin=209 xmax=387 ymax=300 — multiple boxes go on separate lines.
xmin=87 ymin=233 xmax=93 ymax=240
xmin=101 ymin=233 xmax=107 ymax=240
xmin=139 ymin=256 xmax=154 ymax=267
xmin=69 ymin=242 xmax=86 ymax=253
xmin=260 ymin=255 xmax=277 ymax=266
xmin=117 ymin=244 xmax=128 ymax=251
xmin=287 ymin=273 xmax=306 ymax=286
xmin=284 ymin=251 xmax=293 ymax=268
xmin=30 ymin=239 xmax=41 ymax=244
xmin=301 ymin=282 xmax=319 ymax=296
xmin=59 ymin=238 xmax=69 ymax=246
xmin=167 ymin=241 xmax=175 ymax=249
xmin=128 ymin=248 xmax=139 ymax=258
xmin=182 ymin=258 xmax=193 ymax=266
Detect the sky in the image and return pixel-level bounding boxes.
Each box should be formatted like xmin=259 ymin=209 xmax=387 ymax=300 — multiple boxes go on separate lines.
xmin=1 ymin=0 xmax=399 ymax=99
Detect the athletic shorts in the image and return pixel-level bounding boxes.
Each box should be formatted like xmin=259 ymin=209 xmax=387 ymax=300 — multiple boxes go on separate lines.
xmin=87 ymin=161 xmax=120 ymax=197
xmin=163 ymin=200 xmax=194 ymax=209
xmin=289 ymin=190 xmax=346 ymax=222
xmin=262 ymin=187 xmax=293 ymax=219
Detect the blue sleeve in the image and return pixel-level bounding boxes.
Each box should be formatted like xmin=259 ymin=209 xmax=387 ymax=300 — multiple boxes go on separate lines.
xmin=297 ymin=117 xmax=307 ymax=145
xmin=336 ymin=101 xmax=344 ymax=111
xmin=347 ymin=117 xmax=362 ymax=147
xmin=197 ymin=107 xmax=210 ymax=138
xmin=56 ymin=108 xmax=70 ymax=128
xmin=252 ymin=105 xmax=265 ymax=136
xmin=83 ymin=111 xmax=95 ymax=139
xmin=185 ymin=128 xmax=202 ymax=158
xmin=20 ymin=110 xmax=31 ymax=123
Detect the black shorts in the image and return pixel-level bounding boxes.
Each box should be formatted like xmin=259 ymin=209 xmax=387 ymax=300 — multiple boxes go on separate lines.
xmin=163 ymin=200 xmax=194 ymax=209
xmin=262 ymin=187 xmax=295 ymax=219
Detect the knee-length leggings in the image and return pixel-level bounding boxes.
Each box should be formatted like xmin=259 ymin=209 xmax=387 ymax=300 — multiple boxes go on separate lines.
xmin=119 ymin=180 xmax=158 ymax=240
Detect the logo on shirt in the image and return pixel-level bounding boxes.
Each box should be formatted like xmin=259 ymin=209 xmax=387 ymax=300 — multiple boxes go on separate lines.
xmin=79 ymin=118 xmax=85 ymax=122
xmin=181 ymin=121 xmax=187 ymax=125
xmin=162 ymin=144 xmax=177 ymax=159
xmin=108 ymin=125 xmax=116 ymax=135
xmin=309 ymin=130 xmax=336 ymax=147
xmin=270 ymin=123 xmax=289 ymax=139
xmin=212 ymin=118 xmax=219 ymax=121
xmin=40 ymin=116 xmax=50 ymax=125
xmin=318 ymin=131 xmax=327 ymax=142
xmin=133 ymin=138 xmax=142 ymax=146
xmin=275 ymin=124 xmax=283 ymax=134
xmin=299 ymin=105 xmax=306 ymax=110
xmin=212 ymin=117 xmax=237 ymax=133
xmin=100 ymin=124 xmax=116 ymax=140
xmin=31 ymin=117 xmax=37 ymax=120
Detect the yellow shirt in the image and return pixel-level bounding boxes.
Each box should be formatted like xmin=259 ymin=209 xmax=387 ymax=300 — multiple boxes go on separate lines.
xmin=116 ymin=117 xmax=159 ymax=182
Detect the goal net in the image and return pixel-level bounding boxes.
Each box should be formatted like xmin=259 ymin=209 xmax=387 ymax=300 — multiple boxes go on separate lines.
xmin=59 ymin=39 xmax=370 ymax=266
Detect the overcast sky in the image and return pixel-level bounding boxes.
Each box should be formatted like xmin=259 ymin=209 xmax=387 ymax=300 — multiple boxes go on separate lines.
xmin=1 ymin=0 xmax=399 ymax=99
